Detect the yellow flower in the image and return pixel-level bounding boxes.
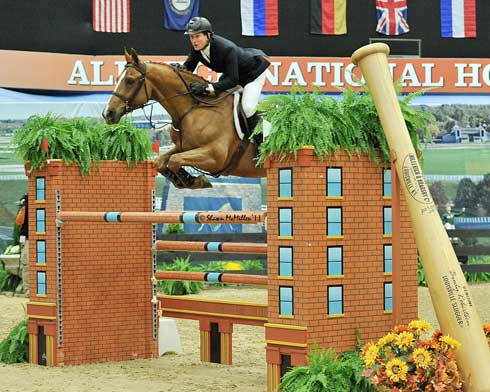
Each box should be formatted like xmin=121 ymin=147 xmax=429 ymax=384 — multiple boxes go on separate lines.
xmin=395 ymin=331 xmax=414 ymax=350
xmin=412 ymin=347 xmax=432 ymax=369
xmin=440 ymin=335 xmax=461 ymax=349
xmin=385 ymin=358 xmax=408 ymax=382
xmin=408 ymin=319 xmax=432 ymax=335
xmin=363 ymin=343 xmax=379 ymax=368
xmin=377 ymin=332 xmax=396 ymax=347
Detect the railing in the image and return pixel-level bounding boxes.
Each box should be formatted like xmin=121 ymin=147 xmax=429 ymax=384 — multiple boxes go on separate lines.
xmin=446 ymin=229 xmax=490 ymax=273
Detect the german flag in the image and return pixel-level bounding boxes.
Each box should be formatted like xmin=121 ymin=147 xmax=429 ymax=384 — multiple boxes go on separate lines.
xmin=310 ymin=0 xmax=347 ymax=35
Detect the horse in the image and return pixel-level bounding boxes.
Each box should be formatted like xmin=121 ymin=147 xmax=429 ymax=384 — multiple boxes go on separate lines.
xmin=103 ymin=48 xmax=266 ymax=189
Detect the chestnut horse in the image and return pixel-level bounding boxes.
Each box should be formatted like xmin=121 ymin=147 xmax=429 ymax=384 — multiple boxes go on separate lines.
xmin=103 ymin=48 xmax=265 ymax=189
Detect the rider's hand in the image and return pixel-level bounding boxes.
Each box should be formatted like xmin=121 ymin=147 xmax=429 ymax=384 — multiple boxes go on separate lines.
xmin=190 ymin=82 xmax=209 ymax=96
xmin=170 ymin=62 xmax=186 ymax=70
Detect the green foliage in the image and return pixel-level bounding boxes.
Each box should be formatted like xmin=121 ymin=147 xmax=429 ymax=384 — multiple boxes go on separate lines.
xmin=12 ymin=114 xmax=152 ymax=175
xmin=165 ymin=223 xmax=185 ymax=234
xmin=0 ymin=319 xmax=28 ymax=364
xmin=240 ymin=259 xmax=264 ymax=270
xmin=279 ymin=347 xmax=375 ymax=392
xmin=255 ymin=86 xmax=432 ymax=166
xmin=418 ymin=257 xmax=427 ymax=287
xmin=463 ymin=256 xmax=490 ymax=283
xmin=454 ymin=177 xmax=479 ymax=211
xmin=0 ymin=263 xmax=20 ymax=292
xmin=428 ymin=181 xmax=448 ymax=208
xmin=157 ymin=257 xmax=204 ymax=295
xmin=477 ymin=174 xmax=490 ymax=212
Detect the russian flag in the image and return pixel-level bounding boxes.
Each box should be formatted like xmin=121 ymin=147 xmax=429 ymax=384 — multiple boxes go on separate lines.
xmin=441 ymin=0 xmax=476 ymax=38
xmin=241 ymin=0 xmax=279 ymax=36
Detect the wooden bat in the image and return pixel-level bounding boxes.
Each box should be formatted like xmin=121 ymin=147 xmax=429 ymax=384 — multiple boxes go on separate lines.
xmin=352 ymin=43 xmax=490 ymax=392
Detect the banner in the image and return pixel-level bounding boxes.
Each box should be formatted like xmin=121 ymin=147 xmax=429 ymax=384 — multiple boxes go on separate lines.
xmin=4 ymin=50 xmax=490 ymax=95
xmin=163 ymin=0 xmax=199 ymax=31
xmin=375 ymin=0 xmax=409 ymax=36
xmin=93 ymin=0 xmax=130 ymax=33
xmin=241 ymin=0 xmax=279 ymax=36
xmin=310 ymin=0 xmax=347 ymax=35
xmin=440 ymin=0 xmax=476 ymax=38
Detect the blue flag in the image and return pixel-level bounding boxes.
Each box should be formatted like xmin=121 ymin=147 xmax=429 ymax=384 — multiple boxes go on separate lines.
xmin=163 ymin=0 xmax=199 ymax=30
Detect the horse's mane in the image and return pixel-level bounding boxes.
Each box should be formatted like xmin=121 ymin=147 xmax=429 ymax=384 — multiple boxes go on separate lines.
xmin=148 ymin=61 xmax=207 ymax=84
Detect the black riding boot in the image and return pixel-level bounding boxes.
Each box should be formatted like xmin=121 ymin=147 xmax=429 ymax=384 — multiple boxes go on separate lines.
xmin=246 ymin=112 xmax=262 ymax=145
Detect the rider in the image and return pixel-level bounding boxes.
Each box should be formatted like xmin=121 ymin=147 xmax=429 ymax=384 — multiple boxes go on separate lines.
xmin=180 ymin=16 xmax=270 ymax=143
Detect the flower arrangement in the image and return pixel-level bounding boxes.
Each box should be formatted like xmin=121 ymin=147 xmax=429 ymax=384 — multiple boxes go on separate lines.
xmin=361 ymin=320 xmax=463 ymax=392
xmin=484 ymin=324 xmax=490 ymax=347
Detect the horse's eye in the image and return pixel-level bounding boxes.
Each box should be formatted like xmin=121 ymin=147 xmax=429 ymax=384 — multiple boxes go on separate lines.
xmin=125 ymin=78 xmax=135 ymax=86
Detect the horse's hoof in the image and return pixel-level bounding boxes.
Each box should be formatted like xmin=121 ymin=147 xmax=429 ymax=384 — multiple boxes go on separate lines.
xmin=199 ymin=175 xmax=213 ymax=188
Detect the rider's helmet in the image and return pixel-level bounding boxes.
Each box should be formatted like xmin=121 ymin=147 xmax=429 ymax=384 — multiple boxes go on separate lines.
xmin=185 ymin=17 xmax=213 ymax=35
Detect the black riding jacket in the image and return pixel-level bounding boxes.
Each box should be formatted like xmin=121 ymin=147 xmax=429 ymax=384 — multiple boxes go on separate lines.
xmin=183 ymin=34 xmax=270 ymax=92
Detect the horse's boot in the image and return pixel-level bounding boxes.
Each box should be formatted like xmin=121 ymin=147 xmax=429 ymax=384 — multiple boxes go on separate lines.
xmin=246 ymin=112 xmax=262 ymax=145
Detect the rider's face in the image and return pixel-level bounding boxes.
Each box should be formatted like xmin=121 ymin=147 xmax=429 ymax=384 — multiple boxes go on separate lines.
xmin=189 ymin=33 xmax=209 ymax=51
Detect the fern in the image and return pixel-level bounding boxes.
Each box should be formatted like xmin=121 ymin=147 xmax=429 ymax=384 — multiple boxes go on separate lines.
xmin=280 ymin=347 xmax=375 ymax=392
xmin=157 ymin=257 xmax=204 ymax=295
xmin=0 ymin=319 xmax=28 ymax=364
xmin=255 ymin=87 xmax=433 ymax=166
xmin=13 ymin=115 xmax=152 ymax=175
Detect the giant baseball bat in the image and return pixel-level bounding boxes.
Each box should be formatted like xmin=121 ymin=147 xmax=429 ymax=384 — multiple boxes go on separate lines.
xmin=352 ymin=43 xmax=490 ymax=392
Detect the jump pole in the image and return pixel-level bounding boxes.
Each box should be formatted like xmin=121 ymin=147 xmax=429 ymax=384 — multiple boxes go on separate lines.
xmin=154 ymin=271 xmax=268 ymax=286
xmin=57 ymin=211 xmax=266 ymax=224
xmin=155 ymin=240 xmax=266 ymax=254
xmin=351 ymin=43 xmax=490 ymax=392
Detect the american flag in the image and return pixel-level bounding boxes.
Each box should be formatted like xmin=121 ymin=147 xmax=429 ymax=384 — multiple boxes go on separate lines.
xmin=376 ymin=0 xmax=410 ymax=36
xmin=93 ymin=0 xmax=130 ymax=33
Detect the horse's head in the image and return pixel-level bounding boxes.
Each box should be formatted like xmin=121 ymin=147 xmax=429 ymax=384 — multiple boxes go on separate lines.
xmin=103 ymin=48 xmax=150 ymax=124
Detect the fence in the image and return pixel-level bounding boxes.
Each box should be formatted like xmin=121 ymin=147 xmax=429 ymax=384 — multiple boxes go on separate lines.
xmin=158 ymin=230 xmax=490 ymax=274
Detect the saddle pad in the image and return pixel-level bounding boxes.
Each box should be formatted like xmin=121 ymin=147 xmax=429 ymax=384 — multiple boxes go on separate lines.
xmin=233 ymin=91 xmax=245 ymax=140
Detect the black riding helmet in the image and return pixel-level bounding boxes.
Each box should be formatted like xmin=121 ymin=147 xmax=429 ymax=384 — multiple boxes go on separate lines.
xmin=185 ymin=17 xmax=213 ymax=35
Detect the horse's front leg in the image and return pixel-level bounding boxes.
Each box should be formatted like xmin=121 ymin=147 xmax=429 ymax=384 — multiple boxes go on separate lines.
xmin=153 ymin=145 xmax=189 ymax=188
xmin=166 ymin=147 xmax=222 ymax=189
xmin=154 ymin=145 xmax=179 ymax=174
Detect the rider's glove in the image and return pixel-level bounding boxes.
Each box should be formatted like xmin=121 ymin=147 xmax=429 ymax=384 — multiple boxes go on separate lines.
xmin=190 ymin=82 xmax=209 ymax=96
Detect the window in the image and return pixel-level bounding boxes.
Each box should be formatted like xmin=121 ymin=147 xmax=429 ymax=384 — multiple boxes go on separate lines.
xmin=383 ymin=169 xmax=392 ymax=197
xmin=279 ymin=168 xmax=292 ymax=198
xmin=279 ymin=286 xmax=293 ymax=316
xmin=328 ymin=286 xmax=343 ymax=315
xmin=36 ymin=177 xmax=46 ymax=201
xmin=327 ymin=168 xmax=342 ymax=197
xmin=384 ymin=244 xmax=392 ymax=273
xmin=37 ymin=271 xmax=47 ymax=295
xmin=327 ymin=207 xmax=342 ymax=236
xmin=327 ymin=246 xmax=343 ymax=276
xmin=384 ymin=282 xmax=393 ymax=311
xmin=279 ymin=247 xmax=293 ymax=277
xmin=36 ymin=209 xmax=46 ymax=233
xmin=383 ymin=207 xmax=392 ymax=235
xmin=279 ymin=208 xmax=293 ymax=237
xmin=36 ymin=240 xmax=46 ymax=264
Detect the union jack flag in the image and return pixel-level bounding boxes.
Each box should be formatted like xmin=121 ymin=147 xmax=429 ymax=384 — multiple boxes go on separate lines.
xmin=376 ymin=0 xmax=410 ymax=36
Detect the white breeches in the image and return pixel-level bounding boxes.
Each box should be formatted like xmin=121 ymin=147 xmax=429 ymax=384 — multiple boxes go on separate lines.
xmin=241 ymin=69 xmax=267 ymax=118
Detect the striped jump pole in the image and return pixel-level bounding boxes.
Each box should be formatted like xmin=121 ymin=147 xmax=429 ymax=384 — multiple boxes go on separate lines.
xmin=154 ymin=271 xmax=267 ymax=286
xmin=57 ymin=211 xmax=266 ymax=224
xmin=155 ymin=241 xmax=267 ymax=254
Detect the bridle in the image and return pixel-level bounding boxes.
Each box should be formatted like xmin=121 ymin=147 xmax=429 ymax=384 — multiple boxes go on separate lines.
xmin=111 ymin=62 xmax=152 ymax=114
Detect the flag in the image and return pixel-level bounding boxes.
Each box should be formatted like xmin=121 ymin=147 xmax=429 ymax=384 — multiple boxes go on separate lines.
xmin=40 ymin=137 xmax=49 ymax=154
xmin=376 ymin=0 xmax=410 ymax=36
xmin=310 ymin=0 xmax=347 ymax=35
xmin=440 ymin=0 xmax=476 ymax=38
xmin=93 ymin=0 xmax=130 ymax=33
xmin=241 ymin=0 xmax=279 ymax=36
xmin=152 ymin=140 xmax=161 ymax=154
xmin=163 ymin=0 xmax=199 ymax=31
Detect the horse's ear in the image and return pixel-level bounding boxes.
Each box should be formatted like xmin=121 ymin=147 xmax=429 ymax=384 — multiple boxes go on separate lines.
xmin=130 ymin=48 xmax=140 ymax=66
xmin=124 ymin=47 xmax=131 ymax=63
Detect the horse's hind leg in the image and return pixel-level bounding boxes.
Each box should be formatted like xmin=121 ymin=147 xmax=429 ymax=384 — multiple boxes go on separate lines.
xmin=153 ymin=146 xmax=187 ymax=188
xmin=167 ymin=147 xmax=220 ymax=189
